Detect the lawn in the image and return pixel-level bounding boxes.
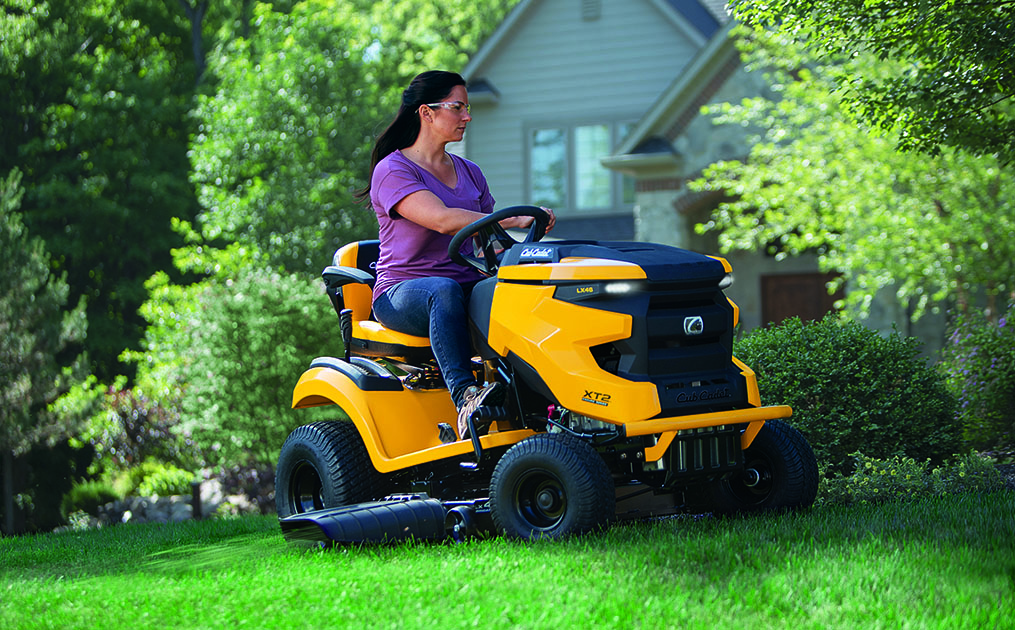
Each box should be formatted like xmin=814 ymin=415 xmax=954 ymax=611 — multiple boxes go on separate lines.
xmin=2 ymin=492 xmax=1013 ymax=629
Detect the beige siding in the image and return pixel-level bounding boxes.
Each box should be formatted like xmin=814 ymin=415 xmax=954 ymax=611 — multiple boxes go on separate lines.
xmin=465 ymin=0 xmax=703 ymax=208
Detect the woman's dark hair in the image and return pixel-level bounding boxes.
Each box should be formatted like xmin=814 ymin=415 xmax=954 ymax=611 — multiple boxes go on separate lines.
xmin=355 ymin=70 xmax=466 ymax=204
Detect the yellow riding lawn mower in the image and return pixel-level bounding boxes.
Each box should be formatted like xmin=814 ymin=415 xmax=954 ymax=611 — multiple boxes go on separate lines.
xmin=275 ymin=206 xmax=818 ymax=543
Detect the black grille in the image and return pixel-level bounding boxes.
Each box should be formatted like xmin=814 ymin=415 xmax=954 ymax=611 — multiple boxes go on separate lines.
xmin=584 ymin=283 xmax=747 ymax=415
xmin=665 ymin=426 xmax=743 ymax=482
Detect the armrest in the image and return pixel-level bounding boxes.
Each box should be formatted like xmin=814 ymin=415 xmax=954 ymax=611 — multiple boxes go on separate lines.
xmin=322 ymin=265 xmax=374 ymax=290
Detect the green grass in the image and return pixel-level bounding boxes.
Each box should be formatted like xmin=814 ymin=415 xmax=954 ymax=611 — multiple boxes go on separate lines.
xmin=3 ymin=493 xmax=1014 ymax=630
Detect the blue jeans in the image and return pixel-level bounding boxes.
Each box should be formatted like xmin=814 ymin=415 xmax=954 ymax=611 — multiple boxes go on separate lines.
xmin=372 ymin=277 xmax=479 ymax=407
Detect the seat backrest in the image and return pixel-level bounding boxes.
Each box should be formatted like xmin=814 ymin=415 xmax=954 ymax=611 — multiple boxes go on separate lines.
xmin=333 ymin=240 xmax=379 ymax=322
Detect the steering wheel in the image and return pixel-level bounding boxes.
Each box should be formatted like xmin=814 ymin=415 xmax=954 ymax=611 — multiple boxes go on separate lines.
xmin=448 ymin=205 xmax=551 ymax=276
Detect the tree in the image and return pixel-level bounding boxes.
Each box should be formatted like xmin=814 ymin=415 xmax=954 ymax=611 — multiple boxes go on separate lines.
xmin=2 ymin=0 xmax=201 ymax=380
xmin=729 ymin=0 xmax=1015 ymax=162
xmin=1 ymin=169 xmax=89 ymax=534
xmin=190 ymin=0 xmax=392 ymax=273
xmin=363 ymin=0 xmax=520 ymax=92
xmin=692 ymin=28 xmax=1015 ymax=323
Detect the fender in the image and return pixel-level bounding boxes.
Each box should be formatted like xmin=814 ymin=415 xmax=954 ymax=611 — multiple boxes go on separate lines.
xmin=292 ymin=365 xmax=533 ymax=473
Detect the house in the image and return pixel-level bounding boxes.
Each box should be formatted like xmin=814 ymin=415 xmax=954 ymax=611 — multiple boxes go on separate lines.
xmin=458 ymin=0 xmax=946 ymax=352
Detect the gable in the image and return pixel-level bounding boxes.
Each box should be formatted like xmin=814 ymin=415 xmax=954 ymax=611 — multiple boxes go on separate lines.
xmin=466 ymin=0 xmax=714 ymax=95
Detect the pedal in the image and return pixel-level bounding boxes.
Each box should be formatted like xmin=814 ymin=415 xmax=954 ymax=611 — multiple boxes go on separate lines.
xmin=437 ymin=423 xmax=456 ymax=444
xmin=465 ymin=407 xmax=510 ymax=464
xmin=471 ymin=406 xmax=508 ymax=423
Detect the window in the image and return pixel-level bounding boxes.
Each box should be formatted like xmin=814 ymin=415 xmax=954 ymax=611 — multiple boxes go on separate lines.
xmin=575 ymin=125 xmax=610 ymax=209
xmin=530 ymin=128 xmax=566 ymax=208
xmin=528 ymin=122 xmax=635 ymax=215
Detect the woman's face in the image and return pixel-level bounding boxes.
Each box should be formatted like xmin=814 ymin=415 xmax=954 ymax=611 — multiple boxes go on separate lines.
xmin=423 ymin=85 xmax=472 ymax=143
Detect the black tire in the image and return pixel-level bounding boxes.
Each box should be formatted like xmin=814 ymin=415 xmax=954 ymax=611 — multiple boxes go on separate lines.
xmin=705 ymin=419 xmax=818 ymax=514
xmin=490 ymin=432 xmax=615 ymax=539
xmin=275 ymin=420 xmax=388 ymax=519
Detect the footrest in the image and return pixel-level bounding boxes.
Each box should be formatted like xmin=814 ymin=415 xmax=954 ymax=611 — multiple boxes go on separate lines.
xmin=437 ymin=423 xmax=456 ymax=444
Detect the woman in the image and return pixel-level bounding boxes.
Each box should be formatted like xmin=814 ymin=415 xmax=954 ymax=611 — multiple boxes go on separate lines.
xmin=358 ymin=70 xmax=555 ymax=441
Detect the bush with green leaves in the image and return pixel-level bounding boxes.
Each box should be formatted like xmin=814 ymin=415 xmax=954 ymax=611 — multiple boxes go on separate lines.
xmin=938 ymin=302 xmax=1015 ymax=452
xmin=734 ymin=314 xmax=961 ymax=475
xmin=75 ymin=381 xmax=200 ymax=475
xmin=137 ymin=464 xmax=195 ymax=497
xmin=60 ymin=480 xmax=119 ymax=520
xmin=129 ymin=263 xmax=340 ymax=471
xmin=819 ymin=452 xmax=1005 ymax=506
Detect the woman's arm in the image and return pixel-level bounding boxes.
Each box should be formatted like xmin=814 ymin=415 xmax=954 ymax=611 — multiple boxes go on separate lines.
xmin=394 ymin=190 xmax=552 ymax=234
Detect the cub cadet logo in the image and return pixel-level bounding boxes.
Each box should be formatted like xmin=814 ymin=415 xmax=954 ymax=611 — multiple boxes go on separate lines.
xmin=521 ymin=246 xmax=553 ymax=257
xmin=675 ymin=387 xmax=731 ymax=404
xmin=683 ymin=315 xmax=704 ymax=336
xmin=582 ymin=390 xmax=611 ymax=406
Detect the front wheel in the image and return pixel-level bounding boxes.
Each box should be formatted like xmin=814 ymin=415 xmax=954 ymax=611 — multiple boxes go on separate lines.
xmin=701 ymin=419 xmax=818 ymax=514
xmin=274 ymin=420 xmax=388 ymax=519
xmin=490 ymin=433 xmax=614 ymax=539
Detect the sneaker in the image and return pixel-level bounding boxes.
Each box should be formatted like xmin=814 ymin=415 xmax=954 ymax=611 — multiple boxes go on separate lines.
xmin=457 ymin=382 xmax=505 ymax=440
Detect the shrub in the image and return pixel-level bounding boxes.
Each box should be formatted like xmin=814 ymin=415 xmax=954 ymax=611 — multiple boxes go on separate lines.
xmin=78 ymin=383 xmax=199 ymax=474
xmin=137 ymin=464 xmax=195 ymax=497
xmin=819 ymin=452 xmax=1005 ymax=506
xmin=734 ymin=314 xmax=961 ymax=475
xmin=133 ymin=266 xmax=340 ymax=471
xmin=938 ymin=301 xmax=1015 ymax=451
xmin=60 ymin=480 xmax=119 ymax=520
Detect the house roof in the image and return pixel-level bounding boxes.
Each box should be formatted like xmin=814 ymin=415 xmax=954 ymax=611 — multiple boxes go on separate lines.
xmin=463 ymin=0 xmax=726 ymax=81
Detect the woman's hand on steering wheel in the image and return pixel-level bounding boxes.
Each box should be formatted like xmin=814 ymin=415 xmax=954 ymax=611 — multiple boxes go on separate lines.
xmin=448 ymin=205 xmax=553 ymax=276
xmin=499 ymin=206 xmax=555 ymax=233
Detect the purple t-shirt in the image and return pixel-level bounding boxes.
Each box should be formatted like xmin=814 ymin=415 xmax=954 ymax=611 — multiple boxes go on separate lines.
xmin=370 ymin=150 xmax=495 ymax=302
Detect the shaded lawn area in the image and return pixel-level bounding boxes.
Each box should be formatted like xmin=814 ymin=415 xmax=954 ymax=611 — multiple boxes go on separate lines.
xmin=2 ymin=492 xmax=1013 ymax=629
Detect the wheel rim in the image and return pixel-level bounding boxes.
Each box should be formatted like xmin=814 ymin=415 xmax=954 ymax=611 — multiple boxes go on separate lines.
xmin=512 ymin=468 xmax=568 ymax=531
xmin=289 ymin=460 xmax=324 ymax=514
xmin=725 ymin=455 xmax=775 ymax=506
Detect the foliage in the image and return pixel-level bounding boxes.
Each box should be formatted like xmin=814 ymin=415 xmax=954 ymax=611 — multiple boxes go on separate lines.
xmin=75 ymin=382 xmax=200 ymax=474
xmin=0 ymin=168 xmax=89 ymax=456
xmin=728 ymin=0 xmax=1015 ymax=162
xmin=362 ymin=0 xmax=520 ymax=99
xmin=693 ymin=27 xmax=1015 ymax=321
xmin=938 ymin=301 xmax=1015 ymax=451
xmin=2 ymin=0 xmax=516 ymax=382
xmin=1 ymin=0 xmax=201 ymax=379
xmin=128 ymin=264 xmax=340 ymax=470
xmin=136 ymin=464 xmax=195 ymax=497
xmin=189 ymin=0 xmax=384 ymax=274
xmin=734 ymin=314 xmax=961 ymax=475
xmin=59 ymin=479 xmax=119 ymax=519
xmin=819 ymin=452 xmax=1005 ymax=506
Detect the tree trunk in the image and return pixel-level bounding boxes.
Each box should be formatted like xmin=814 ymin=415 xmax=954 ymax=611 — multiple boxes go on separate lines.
xmin=3 ymin=449 xmax=13 ymax=536
xmin=177 ymin=0 xmax=209 ymax=84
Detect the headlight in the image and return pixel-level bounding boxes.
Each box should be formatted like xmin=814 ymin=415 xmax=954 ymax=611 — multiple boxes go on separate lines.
xmin=604 ymin=281 xmax=637 ymax=295
xmin=718 ymin=273 xmax=734 ymax=290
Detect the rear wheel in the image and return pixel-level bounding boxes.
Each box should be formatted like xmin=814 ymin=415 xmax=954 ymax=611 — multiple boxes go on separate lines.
xmin=275 ymin=420 xmax=388 ymax=519
xmin=490 ymin=433 xmax=614 ymax=539
xmin=702 ymin=419 xmax=818 ymax=514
